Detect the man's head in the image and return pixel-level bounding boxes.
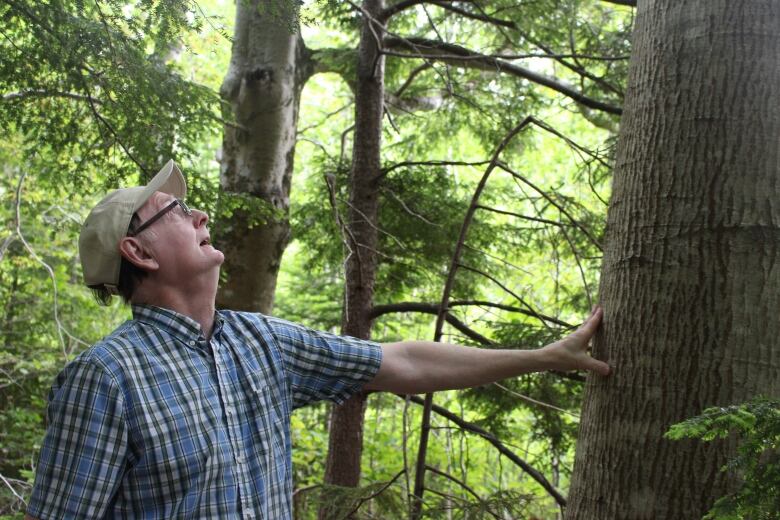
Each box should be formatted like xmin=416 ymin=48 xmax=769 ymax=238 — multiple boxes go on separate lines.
xmin=79 ymin=160 xmax=223 ymax=305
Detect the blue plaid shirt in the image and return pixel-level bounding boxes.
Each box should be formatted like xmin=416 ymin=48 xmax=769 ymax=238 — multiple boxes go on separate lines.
xmin=28 ymin=305 xmax=382 ymax=519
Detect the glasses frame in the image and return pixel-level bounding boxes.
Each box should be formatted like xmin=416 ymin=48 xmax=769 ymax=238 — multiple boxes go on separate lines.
xmin=127 ymin=198 xmax=192 ymax=237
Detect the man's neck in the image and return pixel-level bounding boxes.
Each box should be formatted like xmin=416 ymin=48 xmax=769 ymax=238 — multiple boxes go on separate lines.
xmin=132 ymin=280 xmax=218 ymax=339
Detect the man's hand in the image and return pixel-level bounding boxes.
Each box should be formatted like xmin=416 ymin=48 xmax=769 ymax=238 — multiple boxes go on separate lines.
xmin=541 ymin=306 xmax=611 ymax=376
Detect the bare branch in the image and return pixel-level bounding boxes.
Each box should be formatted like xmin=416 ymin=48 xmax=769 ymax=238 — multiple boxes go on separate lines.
xmin=79 ymin=80 xmax=149 ymax=175
xmin=324 ymin=174 xmax=358 ymax=324
xmin=431 ymin=1 xmax=515 ymax=28
xmin=383 ymin=37 xmax=622 ymax=115
xmin=0 ymin=472 xmax=28 ymax=509
xmin=450 ymin=300 xmax=573 ymax=328
xmin=401 ymin=394 xmax=567 ymax=507
xmin=492 ymin=382 xmax=579 ymax=418
xmin=475 ymin=204 xmax=573 ymax=228
xmin=381 ymin=0 xmax=429 ymax=21
xmin=394 ymin=63 xmax=433 ymax=98
xmin=558 ymin=218 xmax=594 ymax=308
xmin=382 ymin=0 xmax=515 ymax=28
xmin=371 ymin=302 xmax=496 ymax=345
xmin=457 ymin=264 xmax=555 ymax=332
xmin=381 ymin=159 xmax=491 ymax=178
xmin=514 ymin=29 xmax=625 ymax=98
xmin=371 ymin=300 xmax=572 ymax=329
xmin=424 ymin=465 xmax=491 ymax=511
xmin=381 ymin=186 xmax=441 ymax=227
xmin=496 ymin=162 xmax=603 ymax=251
xmin=2 ymin=89 xmax=103 ymax=104
xmin=341 ymin=469 xmax=407 ymax=519
xmin=12 ymin=170 xmax=70 ymax=360
xmin=412 ymin=117 xmax=537 ymax=518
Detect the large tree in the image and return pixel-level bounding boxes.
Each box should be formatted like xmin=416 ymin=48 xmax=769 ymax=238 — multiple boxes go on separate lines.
xmin=566 ymin=1 xmax=780 ymax=517
xmin=217 ymin=0 xmax=313 ymax=313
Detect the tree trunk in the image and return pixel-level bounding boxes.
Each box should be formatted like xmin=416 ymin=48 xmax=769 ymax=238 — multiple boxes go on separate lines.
xmin=217 ymin=0 xmax=312 ymax=313
xmin=322 ymin=0 xmax=385 ymax=502
xmin=566 ymin=2 xmax=780 ymax=518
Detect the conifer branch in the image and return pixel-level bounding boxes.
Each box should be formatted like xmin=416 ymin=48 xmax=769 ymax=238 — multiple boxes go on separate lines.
xmin=382 ymin=37 xmax=623 ymax=115
xmin=401 ymin=394 xmax=567 ymax=507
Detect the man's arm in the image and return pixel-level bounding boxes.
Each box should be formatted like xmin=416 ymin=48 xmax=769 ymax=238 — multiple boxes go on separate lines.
xmin=365 ymin=307 xmax=609 ymax=394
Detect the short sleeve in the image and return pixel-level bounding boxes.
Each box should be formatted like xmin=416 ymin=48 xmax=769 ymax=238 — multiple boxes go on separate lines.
xmin=27 ymin=359 xmax=128 ymax=519
xmin=265 ymin=317 xmax=383 ymax=409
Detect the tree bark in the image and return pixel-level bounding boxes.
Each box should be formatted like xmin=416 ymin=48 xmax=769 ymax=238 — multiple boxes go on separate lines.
xmin=321 ymin=0 xmax=385 ymax=503
xmin=566 ymin=2 xmax=780 ymax=518
xmin=217 ymin=0 xmax=312 ymax=313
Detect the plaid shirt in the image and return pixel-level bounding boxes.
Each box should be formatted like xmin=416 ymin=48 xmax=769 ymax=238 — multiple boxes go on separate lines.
xmin=28 ymin=305 xmax=382 ymax=519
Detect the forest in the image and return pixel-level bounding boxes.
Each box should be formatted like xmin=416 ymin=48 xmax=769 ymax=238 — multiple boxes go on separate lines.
xmin=1 ymin=0 xmax=779 ymax=518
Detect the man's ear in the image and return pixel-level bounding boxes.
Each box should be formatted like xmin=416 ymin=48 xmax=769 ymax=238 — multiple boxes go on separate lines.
xmin=118 ymin=237 xmax=159 ymax=271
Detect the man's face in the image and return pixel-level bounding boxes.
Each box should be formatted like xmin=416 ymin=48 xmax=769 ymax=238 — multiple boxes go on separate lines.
xmin=133 ymin=191 xmax=224 ymax=286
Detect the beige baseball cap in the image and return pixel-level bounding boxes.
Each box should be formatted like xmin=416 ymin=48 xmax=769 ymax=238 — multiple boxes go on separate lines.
xmin=79 ymin=159 xmax=187 ymax=293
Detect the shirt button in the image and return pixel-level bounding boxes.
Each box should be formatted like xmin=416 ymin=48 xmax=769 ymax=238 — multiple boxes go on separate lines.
xmin=188 ymin=340 xmax=195 ymax=346
xmin=226 ymin=408 xmax=233 ymax=415
xmin=236 ymin=454 xmax=244 ymax=463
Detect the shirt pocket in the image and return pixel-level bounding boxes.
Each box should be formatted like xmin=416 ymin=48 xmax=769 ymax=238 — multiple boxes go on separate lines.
xmin=246 ymin=377 xmax=288 ymax=482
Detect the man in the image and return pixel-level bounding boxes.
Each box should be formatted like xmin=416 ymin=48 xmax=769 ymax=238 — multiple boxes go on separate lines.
xmin=26 ymin=161 xmax=610 ymax=519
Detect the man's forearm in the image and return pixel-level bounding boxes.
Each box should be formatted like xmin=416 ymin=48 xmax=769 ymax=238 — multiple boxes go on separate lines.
xmin=366 ymin=341 xmax=553 ymax=394
xmin=365 ymin=307 xmax=610 ymax=393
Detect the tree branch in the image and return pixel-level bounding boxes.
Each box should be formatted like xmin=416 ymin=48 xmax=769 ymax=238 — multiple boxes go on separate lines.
xmin=401 ymin=394 xmax=567 ymax=507
xmin=475 ymin=204 xmax=574 ymax=229
xmin=371 ymin=302 xmax=497 ymax=345
xmin=343 ymin=469 xmax=407 ymax=518
xmin=424 ymin=465 xmax=486 ymax=506
xmin=457 ymin=264 xmax=557 ymax=332
xmin=496 ymin=161 xmax=603 ymax=251
xmin=383 ymin=37 xmax=622 ymax=115
xmin=380 ymin=159 xmax=491 ymax=178
xmin=394 ymin=63 xmax=432 ymax=97
xmin=601 ymin=0 xmax=636 ymax=6
xmin=371 ymin=300 xmax=573 ymax=328
xmin=2 ymin=89 xmax=103 ymax=104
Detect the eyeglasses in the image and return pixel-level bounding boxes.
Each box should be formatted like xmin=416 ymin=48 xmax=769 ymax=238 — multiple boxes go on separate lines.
xmin=128 ymin=198 xmax=192 ymax=237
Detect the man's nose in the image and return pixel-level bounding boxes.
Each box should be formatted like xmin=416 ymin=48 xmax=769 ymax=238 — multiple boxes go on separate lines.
xmin=192 ymin=209 xmax=209 ymax=227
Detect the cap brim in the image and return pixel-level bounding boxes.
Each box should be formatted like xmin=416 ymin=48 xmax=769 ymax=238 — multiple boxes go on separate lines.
xmin=133 ymin=159 xmax=187 ymax=212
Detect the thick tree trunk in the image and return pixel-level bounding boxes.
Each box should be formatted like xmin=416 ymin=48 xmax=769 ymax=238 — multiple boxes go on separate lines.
xmin=322 ymin=0 xmax=385 ymax=500
xmin=217 ymin=0 xmax=311 ymax=313
xmin=566 ymin=2 xmax=780 ymax=518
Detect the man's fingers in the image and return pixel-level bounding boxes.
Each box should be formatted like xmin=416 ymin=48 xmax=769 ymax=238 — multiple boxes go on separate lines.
xmin=578 ymin=306 xmax=603 ymax=336
xmin=588 ymin=358 xmax=611 ymax=376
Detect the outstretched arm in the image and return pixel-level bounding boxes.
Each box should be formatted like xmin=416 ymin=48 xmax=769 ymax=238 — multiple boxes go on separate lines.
xmin=365 ymin=307 xmax=609 ymax=394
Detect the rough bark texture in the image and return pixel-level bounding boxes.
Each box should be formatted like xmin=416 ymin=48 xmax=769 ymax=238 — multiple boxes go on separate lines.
xmin=322 ymin=0 xmax=385 ymax=495
xmin=566 ymin=2 xmax=780 ymax=518
xmin=217 ymin=1 xmax=311 ymax=313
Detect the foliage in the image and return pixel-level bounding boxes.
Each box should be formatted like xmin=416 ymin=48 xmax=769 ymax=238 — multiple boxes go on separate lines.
xmin=0 ymin=0 xmax=221 ymax=187
xmin=294 ymin=479 xmax=407 ymax=519
xmin=665 ymin=397 xmax=780 ymax=520
xmin=425 ymin=488 xmax=535 ymax=520
xmin=0 ymin=0 xmax=634 ymax=517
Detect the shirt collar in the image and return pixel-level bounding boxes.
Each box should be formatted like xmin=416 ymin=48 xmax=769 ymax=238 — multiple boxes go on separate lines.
xmin=132 ymin=304 xmax=222 ymax=344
